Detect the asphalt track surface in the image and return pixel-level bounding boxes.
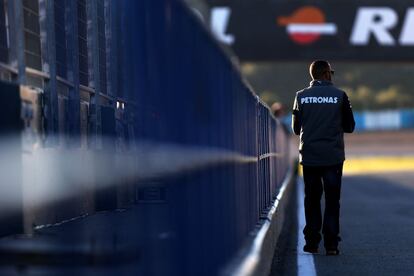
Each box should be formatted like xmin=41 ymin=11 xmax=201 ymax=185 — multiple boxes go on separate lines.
xmin=273 ymin=131 xmax=414 ymax=276
xmin=345 ymin=130 xmax=414 ymax=157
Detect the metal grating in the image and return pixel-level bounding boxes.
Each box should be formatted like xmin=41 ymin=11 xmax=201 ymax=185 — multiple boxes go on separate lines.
xmin=97 ymin=0 xmax=107 ymax=94
xmin=54 ymin=0 xmax=67 ymax=78
xmin=0 ymin=0 xmax=8 ymax=64
xmin=23 ymin=0 xmax=42 ymax=70
xmin=77 ymin=0 xmax=88 ymax=86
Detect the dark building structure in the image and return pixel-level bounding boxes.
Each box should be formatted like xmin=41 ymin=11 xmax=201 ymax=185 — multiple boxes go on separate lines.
xmin=0 ymin=0 xmax=132 ymax=148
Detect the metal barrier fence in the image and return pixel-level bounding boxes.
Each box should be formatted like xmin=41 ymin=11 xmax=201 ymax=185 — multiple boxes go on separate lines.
xmin=0 ymin=0 xmax=291 ymax=275
xmin=116 ymin=0 xmax=291 ymax=274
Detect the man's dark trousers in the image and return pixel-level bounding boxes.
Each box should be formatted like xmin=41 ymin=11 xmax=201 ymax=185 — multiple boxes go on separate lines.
xmin=302 ymin=163 xmax=343 ymax=249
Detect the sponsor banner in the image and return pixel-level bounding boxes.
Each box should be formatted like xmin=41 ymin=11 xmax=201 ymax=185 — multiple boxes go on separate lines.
xmin=364 ymin=111 xmax=401 ymax=130
xmin=359 ymin=109 xmax=414 ymax=131
xmin=284 ymin=109 xmax=414 ymax=132
xmin=209 ymin=1 xmax=414 ymax=61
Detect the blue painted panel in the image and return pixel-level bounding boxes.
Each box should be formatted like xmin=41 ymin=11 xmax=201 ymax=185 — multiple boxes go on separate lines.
xmin=353 ymin=109 xmax=414 ymax=131
xmin=108 ymin=0 xmax=291 ymax=274
xmin=353 ymin=112 xmax=365 ymax=132
xmin=401 ymin=109 xmax=414 ymax=128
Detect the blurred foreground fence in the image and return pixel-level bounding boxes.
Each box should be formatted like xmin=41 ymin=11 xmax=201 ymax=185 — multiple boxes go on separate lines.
xmin=0 ymin=0 xmax=291 ymax=275
xmin=106 ymin=0 xmax=291 ymax=273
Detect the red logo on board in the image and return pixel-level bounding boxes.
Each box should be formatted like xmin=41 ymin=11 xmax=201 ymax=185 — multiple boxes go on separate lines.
xmin=277 ymin=6 xmax=337 ymax=45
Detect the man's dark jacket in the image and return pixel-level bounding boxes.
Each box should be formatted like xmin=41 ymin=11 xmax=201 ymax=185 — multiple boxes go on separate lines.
xmin=292 ymin=80 xmax=355 ymax=166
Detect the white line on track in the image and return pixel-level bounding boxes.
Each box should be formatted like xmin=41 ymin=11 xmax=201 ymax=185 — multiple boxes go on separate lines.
xmin=297 ymin=177 xmax=317 ymax=276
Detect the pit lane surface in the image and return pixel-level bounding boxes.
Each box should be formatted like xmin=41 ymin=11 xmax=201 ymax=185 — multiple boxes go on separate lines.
xmin=274 ymin=131 xmax=414 ymax=275
xmin=271 ymin=172 xmax=414 ymax=276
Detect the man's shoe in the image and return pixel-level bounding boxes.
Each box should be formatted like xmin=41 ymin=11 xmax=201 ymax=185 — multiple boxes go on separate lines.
xmin=326 ymin=248 xmax=340 ymax=256
xmin=303 ymin=244 xmax=318 ymax=254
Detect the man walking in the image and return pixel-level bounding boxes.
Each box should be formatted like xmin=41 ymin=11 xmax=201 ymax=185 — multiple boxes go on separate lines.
xmin=292 ymin=60 xmax=355 ymax=255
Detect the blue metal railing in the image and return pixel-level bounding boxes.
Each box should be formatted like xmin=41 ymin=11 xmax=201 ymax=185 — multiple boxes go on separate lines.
xmin=116 ymin=0 xmax=291 ymax=274
xmin=0 ymin=0 xmax=291 ymax=275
